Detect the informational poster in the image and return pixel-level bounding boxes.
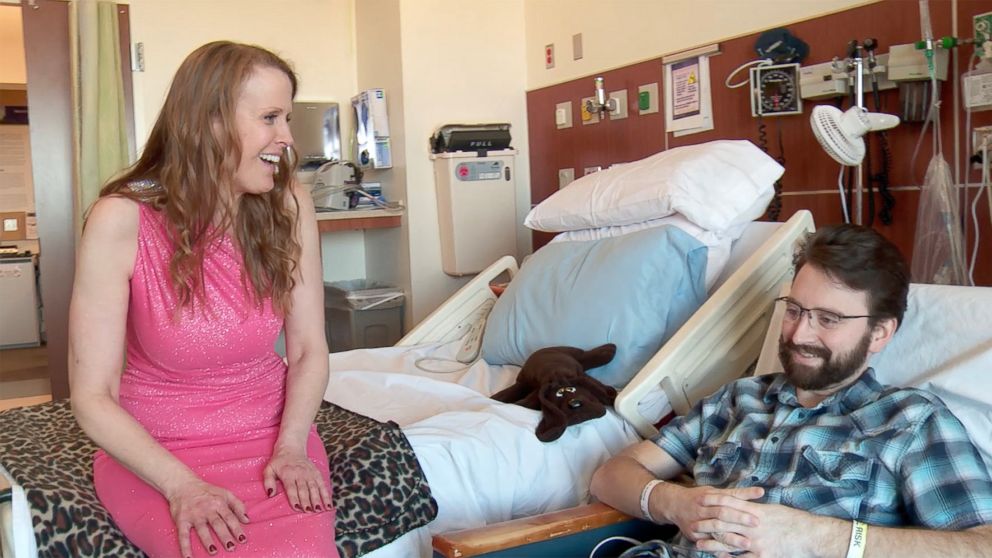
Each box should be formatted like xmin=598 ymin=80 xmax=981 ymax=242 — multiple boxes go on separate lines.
xmin=671 ymin=58 xmax=701 ymax=119
xmin=0 ymin=125 xmax=34 ymax=211
xmin=664 ymin=46 xmax=717 ymax=137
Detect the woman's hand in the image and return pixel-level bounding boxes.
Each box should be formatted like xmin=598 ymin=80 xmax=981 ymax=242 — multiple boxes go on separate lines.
xmin=166 ymin=479 xmax=249 ymax=558
xmin=263 ymin=447 xmax=332 ymax=513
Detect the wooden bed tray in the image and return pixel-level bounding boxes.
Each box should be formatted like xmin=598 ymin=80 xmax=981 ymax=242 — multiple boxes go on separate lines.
xmin=432 ymin=503 xmax=637 ymax=558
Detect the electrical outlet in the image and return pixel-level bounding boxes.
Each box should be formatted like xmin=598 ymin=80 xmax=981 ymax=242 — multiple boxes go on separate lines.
xmin=974 ymin=125 xmax=992 ymax=152
xmin=555 ymin=101 xmax=573 ymax=129
xmin=558 ymin=168 xmax=575 ymax=188
xmin=583 ymin=166 xmax=602 ymax=176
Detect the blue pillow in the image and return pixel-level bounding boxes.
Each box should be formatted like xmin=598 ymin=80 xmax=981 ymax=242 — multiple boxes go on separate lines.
xmin=481 ymin=226 xmax=708 ymax=388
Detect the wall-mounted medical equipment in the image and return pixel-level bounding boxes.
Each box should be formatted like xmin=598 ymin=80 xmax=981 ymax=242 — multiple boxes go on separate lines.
xmin=810 ymin=39 xmax=901 ymax=228
xmin=863 ymin=53 xmax=897 ymax=92
xmin=723 ymin=28 xmax=807 ymax=221
xmin=799 ymin=52 xmax=894 ymax=100
xmin=750 ymin=63 xmax=802 ymax=116
xmin=430 ymin=123 xmax=512 ymax=154
xmin=584 ymin=77 xmax=617 ymax=116
xmin=799 ymin=60 xmax=849 ymax=100
xmin=858 ymin=39 xmax=896 ymax=226
xmin=755 ymin=27 xmax=809 ymax=64
xmin=963 ymin=47 xmax=992 ymax=112
xmin=352 ymin=89 xmax=392 ymax=169
xmin=289 ymin=102 xmax=341 ymax=170
xmin=888 ymin=43 xmax=949 ymax=81
xmin=431 ymin=124 xmax=517 ymax=276
xmin=311 ymin=160 xmax=363 ymax=210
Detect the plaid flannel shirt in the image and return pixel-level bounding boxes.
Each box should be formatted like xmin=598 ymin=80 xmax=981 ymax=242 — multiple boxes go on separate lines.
xmin=654 ymin=368 xmax=992 ymax=539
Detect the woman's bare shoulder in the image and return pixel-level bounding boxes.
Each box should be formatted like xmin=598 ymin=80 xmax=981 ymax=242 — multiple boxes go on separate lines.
xmin=83 ymin=195 xmax=141 ymax=244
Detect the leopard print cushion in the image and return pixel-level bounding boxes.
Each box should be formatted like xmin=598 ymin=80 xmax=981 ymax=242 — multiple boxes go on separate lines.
xmin=313 ymin=401 xmax=438 ymax=557
xmin=0 ymin=400 xmax=437 ymax=557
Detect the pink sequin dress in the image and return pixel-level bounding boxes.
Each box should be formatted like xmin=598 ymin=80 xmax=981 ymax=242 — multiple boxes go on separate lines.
xmin=93 ymin=203 xmax=338 ymax=558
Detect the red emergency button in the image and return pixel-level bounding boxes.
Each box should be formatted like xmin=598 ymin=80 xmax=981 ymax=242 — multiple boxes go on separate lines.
xmin=458 ymin=165 xmax=469 ymax=178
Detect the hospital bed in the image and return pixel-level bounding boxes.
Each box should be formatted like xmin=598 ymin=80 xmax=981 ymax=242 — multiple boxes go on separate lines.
xmin=319 ymin=210 xmax=816 ymax=558
xmin=0 ymin=209 xmax=813 ymax=558
xmin=432 ymin=277 xmax=992 ymax=558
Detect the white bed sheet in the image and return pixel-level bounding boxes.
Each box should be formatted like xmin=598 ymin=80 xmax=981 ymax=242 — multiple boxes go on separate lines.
xmin=323 ymin=340 xmax=645 ymax=557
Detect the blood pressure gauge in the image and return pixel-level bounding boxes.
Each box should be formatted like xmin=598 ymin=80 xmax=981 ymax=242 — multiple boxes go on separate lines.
xmin=750 ymin=63 xmax=803 ymax=117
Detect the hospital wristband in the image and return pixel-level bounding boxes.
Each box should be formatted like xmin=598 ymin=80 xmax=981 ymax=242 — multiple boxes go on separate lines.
xmin=846 ymin=520 xmax=868 ymax=558
xmin=639 ymin=479 xmax=665 ymax=523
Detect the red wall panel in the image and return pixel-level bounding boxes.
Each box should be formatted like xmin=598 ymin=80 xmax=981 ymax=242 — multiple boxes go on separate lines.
xmin=526 ymin=0 xmax=992 ymax=285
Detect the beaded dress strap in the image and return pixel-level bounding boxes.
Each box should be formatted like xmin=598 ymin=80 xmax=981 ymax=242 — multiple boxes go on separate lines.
xmin=127 ymin=178 xmax=161 ymax=192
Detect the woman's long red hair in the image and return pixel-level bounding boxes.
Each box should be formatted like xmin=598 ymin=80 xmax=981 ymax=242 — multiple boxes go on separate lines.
xmin=101 ymin=41 xmax=301 ymax=314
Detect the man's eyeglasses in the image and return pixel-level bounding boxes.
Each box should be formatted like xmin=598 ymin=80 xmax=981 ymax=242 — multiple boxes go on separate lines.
xmin=774 ymin=297 xmax=873 ymax=331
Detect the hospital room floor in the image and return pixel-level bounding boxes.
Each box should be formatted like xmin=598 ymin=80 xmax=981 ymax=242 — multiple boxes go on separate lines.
xmin=0 ymin=346 xmax=51 ymax=411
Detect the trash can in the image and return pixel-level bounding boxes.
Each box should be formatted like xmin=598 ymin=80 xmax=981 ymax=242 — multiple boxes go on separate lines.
xmin=324 ymin=279 xmax=404 ymax=352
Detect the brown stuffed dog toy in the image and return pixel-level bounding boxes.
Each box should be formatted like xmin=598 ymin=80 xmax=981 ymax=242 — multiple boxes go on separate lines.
xmin=491 ymin=344 xmax=618 ymax=442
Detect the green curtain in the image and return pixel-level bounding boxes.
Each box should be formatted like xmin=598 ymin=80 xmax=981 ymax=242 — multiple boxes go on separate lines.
xmin=77 ymin=0 xmax=130 ymax=213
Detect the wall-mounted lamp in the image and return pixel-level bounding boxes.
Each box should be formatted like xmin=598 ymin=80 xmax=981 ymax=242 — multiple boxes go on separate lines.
xmin=584 ymin=76 xmax=617 ymax=115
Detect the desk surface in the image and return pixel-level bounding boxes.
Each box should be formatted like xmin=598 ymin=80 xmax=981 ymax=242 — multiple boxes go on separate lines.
xmin=316 ymin=209 xmax=403 ymax=233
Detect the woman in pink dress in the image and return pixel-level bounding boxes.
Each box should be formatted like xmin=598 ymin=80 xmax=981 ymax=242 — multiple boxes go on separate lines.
xmin=68 ymin=42 xmax=338 ymax=558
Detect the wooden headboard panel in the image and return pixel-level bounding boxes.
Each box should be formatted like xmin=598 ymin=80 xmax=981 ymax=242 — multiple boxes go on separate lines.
xmin=526 ymin=0 xmax=992 ymax=285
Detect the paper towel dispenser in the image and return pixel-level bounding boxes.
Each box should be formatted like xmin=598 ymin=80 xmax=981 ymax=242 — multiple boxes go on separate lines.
xmin=289 ymin=102 xmax=341 ymax=170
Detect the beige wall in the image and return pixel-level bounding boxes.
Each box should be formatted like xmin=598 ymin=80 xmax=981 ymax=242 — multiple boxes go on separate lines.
xmin=0 ymin=5 xmax=25 ymax=84
xmin=127 ymin=0 xmax=368 ymax=283
xmin=524 ymin=0 xmax=877 ymax=90
xmin=127 ymin=0 xmax=357 ymax=150
xmin=355 ymin=0 xmax=411 ymax=314
xmin=397 ymin=0 xmax=530 ymax=322
xmin=69 ymin=0 xmax=887 ymax=325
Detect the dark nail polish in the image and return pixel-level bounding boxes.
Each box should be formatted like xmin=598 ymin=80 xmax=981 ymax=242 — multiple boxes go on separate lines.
xmin=209 ymin=545 xmax=217 ymax=554
xmin=226 ymin=541 xmax=234 ymax=550
xmin=314 ymin=505 xmax=322 ymax=512
xmin=267 ymin=488 xmax=274 ymax=497
xmin=238 ymin=534 xmax=247 ymax=543
xmin=243 ymin=513 xmax=249 ymax=521
xmin=305 ymin=506 xmax=312 ymax=512
xmin=294 ymin=504 xmax=302 ymax=511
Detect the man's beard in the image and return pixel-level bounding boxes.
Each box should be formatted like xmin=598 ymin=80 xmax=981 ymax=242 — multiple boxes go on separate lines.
xmin=779 ymin=330 xmax=872 ymax=391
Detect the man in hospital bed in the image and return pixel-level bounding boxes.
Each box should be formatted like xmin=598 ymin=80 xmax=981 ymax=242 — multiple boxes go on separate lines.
xmin=591 ymin=224 xmax=992 ymax=557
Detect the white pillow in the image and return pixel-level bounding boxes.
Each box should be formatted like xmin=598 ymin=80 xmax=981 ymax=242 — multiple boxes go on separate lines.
xmin=868 ymin=284 xmax=992 ymax=470
xmin=549 ymin=213 xmax=740 ymax=292
xmin=525 ymin=140 xmax=782 ymax=234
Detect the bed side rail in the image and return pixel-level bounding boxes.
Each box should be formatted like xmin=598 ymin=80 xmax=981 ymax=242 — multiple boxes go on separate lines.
xmin=616 ymin=210 xmax=814 ymax=438
xmin=397 ymin=255 xmax=518 ymax=347
xmin=0 ymin=464 xmax=35 ymax=558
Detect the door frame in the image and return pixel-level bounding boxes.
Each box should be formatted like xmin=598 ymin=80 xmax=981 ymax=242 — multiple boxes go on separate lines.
xmin=21 ymin=0 xmax=74 ymax=399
